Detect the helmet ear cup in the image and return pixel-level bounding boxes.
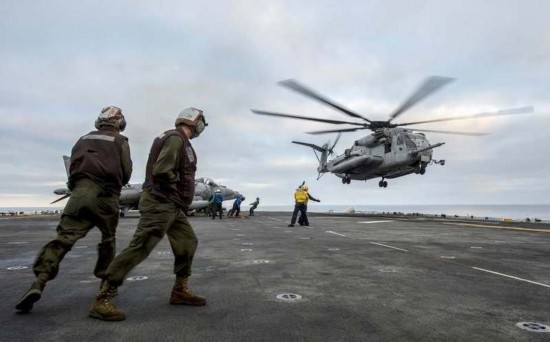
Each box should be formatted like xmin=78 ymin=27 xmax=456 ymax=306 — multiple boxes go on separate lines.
xmin=118 ymin=116 xmax=126 ymax=132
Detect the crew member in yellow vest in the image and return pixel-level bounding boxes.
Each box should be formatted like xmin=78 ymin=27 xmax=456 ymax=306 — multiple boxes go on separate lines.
xmin=297 ymin=185 xmax=320 ymax=226
xmin=288 ymin=186 xmax=310 ymax=227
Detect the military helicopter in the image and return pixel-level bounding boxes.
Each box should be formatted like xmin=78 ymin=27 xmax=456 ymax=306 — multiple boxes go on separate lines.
xmin=252 ymin=76 xmax=533 ymax=188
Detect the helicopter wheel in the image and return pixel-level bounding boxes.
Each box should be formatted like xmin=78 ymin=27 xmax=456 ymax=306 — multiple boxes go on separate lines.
xmin=383 ymin=181 xmax=388 ymax=188
xmin=419 ymin=166 xmax=426 ymax=175
xmin=379 ymin=180 xmax=388 ymax=188
xmin=341 ymin=177 xmax=346 ymax=184
xmin=346 ymin=177 xmax=351 ymax=184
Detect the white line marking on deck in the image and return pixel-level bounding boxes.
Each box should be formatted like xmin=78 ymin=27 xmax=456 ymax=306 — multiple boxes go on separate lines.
xmin=357 ymin=220 xmax=394 ymax=224
xmin=326 ymin=231 xmax=347 ymax=237
xmin=267 ymin=217 xmax=283 ymax=222
xmin=370 ymin=242 xmax=408 ymax=252
xmin=472 ymin=267 xmax=550 ymax=288
xmin=443 ymin=222 xmax=550 ymax=233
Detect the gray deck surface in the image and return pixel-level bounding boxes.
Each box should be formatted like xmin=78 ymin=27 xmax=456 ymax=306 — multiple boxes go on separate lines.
xmin=2 ymin=212 xmax=550 ymax=341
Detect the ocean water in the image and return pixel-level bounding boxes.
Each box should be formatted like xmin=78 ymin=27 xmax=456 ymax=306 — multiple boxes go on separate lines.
xmin=2 ymin=204 xmax=549 ymax=221
xmin=259 ymin=204 xmax=550 ymax=221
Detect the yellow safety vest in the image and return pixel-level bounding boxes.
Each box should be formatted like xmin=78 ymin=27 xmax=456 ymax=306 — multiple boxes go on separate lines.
xmin=294 ymin=190 xmax=308 ymax=203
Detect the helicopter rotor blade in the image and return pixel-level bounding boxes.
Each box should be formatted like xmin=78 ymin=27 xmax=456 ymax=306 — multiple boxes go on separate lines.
xmin=306 ymin=127 xmax=368 ymax=135
xmin=330 ymin=133 xmax=342 ymax=152
xmin=388 ymin=76 xmax=455 ymax=122
xmin=395 ymin=106 xmax=534 ymax=126
xmin=251 ymin=109 xmax=364 ymax=126
xmin=411 ymin=128 xmax=489 ymax=136
xmin=278 ymin=79 xmax=373 ymax=123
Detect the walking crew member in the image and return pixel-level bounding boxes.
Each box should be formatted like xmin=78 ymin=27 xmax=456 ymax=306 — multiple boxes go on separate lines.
xmin=16 ymin=106 xmax=132 ymax=313
xmin=89 ymin=107 xmax=207 ymax=321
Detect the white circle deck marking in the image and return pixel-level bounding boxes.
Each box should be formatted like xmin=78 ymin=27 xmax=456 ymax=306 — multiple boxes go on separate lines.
xmin=127 ymin=276 xmax=148 ymax=281
xmin=7 ymin=266 xmax=28 ymax=270
xmin=236 ymin=234 xmax=245 ymax=237
xmin=299 ymin=237 xmax=311 ymax=240
xmin=379 ymin=268 xmax=397 ymax=273
xmin=516 ymin=322 xmax=550 ymax=333
xmin=241 ymin=242 xmax=253 ymax=246
xmin=328 ymin=248 xmax=340 ymax=251
xmin=75 ymin=246 xmax=88 ymax=249
xmin=8 ymin=242 xmax=28 ymax=245
xmin=157 ymin=251 xmax=172 ymax=255
xmin=440 ymin=256 xmax=456 ymax=259
xmin=470 ymin=246 xmax=483 ymax=249
xmin=276 ymin=293 xmax=302 ymax=301
xmin=357 ymin=220 xmax=394 ymax=224
xmin=284 ymin=230 xmax=292 ymax=233
xmin=253 ymin=260 xmax=270 ymax=264
xmin=240 ymin=249 xmax=253 ymax=252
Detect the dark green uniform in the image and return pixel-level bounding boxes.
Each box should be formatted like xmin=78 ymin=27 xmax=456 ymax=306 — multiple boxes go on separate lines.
xmin=104 ymin=130 xmax=198 ymax=285
xmin=33 ymin=126 xmax=132 ymax=280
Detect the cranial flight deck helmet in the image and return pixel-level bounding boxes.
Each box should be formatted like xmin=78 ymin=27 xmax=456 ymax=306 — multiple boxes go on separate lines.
xmin=95 ymin=106 xmax=126 ymax=131
xmin=175 ymin=107 xmax=208 ymax=139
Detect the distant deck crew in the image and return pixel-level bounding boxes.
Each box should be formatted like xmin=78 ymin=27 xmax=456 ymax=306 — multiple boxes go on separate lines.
xmin=249 ymin=197 xmax=260 ymax=216
xmin=15 ymin=106 xmax=132 ymax=313
xmin=228 ymin=196 xmax=245 ymax=217
xmin=298 ymin=185 xmax=320 ymax=226
xmin=211 ymin=189 xmax=224 ymax=219
xmin=88 ymin=107 xmax=208 ymax=321
xmin=288 ymin=186 xmax=309 ymax=227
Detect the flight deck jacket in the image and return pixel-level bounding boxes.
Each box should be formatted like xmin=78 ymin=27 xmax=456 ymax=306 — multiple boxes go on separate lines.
xmin=69 ymin=126 xmax=132 ymax=195
xmin=142 ymin=129 xmax=197 ymax=208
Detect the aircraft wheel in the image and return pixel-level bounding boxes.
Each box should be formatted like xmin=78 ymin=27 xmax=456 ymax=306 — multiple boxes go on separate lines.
xmin=342 ymin=177 xmax=346 ymax=184
xmin=119 ymin=211 xmax=125 ymax=217
xmin=383 ymin=181 xmax=388 ymax=188
xmin=378 ymin=180 xmax=383 ymax=187
xmin=420 ymin=167 xmax=426 ymax=175
xmin=346 ymin=177 xmax=351 ymax=184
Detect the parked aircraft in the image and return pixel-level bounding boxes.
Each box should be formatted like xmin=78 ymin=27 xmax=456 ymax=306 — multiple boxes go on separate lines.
xmin=52 ymin=156 xmax=241 ymax=216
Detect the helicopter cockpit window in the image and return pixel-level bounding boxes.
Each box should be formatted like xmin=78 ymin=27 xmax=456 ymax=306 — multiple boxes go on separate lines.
xmin=397 ymin=134 xmax=404 ymax=145
xmin=404 ymin=135 xmax=417 ymax=150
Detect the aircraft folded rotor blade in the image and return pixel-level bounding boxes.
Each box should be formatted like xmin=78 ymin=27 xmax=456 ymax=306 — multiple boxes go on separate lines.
xmin=395 ymin=106 xmax=534 ymax=126
xmin=330 ymin=133 xmax=342 ymax=151
xmin=278 ymin=79 xmax=372 ymax=123
xmin=306 ymin=127 xmax=368 ymax=135
xmin=411 ymin=128 xmax=489 ymax=136
xmin=251 ymin=109 xmax=364 ymax=126
xmin=388 ymin=76 xmax=455 ymax=122
xmin=51 ymin=194 xmax=70 ymax=204
xmin=292 ymin=141 xmax=326 ymax=152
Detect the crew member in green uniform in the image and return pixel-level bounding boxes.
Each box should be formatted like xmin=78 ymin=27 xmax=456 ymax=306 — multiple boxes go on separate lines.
xmin=249 ymin=197 xmax=260 ymax=216
xmin=89 ymin=107 xmax=208 ymax=322
xmin=15 ymin=106 xmax=132 ymax=313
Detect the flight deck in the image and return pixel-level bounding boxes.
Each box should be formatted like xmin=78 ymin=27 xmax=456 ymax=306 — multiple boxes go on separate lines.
xmin=1 ymin=212 xmax=550 ymax=341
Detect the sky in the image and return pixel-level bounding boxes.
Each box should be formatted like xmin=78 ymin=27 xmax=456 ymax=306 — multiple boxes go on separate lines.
xmin=1 ymin=0 xmax=549 ymax=207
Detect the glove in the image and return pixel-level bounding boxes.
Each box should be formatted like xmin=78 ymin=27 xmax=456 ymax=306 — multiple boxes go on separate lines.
xmin=316 ymin=199 xmax=321 ymax=202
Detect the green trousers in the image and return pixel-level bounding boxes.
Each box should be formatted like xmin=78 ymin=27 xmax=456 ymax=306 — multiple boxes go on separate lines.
xmin=105 ymin=191 xmax=198 ymax=286
xmin=33 ymin=178 xmax=120 ymax=280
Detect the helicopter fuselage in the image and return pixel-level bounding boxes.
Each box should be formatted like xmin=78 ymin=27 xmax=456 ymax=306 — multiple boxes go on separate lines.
xmin=324 ymin=128 xmax=440 ymax=184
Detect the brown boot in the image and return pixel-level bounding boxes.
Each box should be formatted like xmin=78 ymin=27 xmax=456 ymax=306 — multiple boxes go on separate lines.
xmin=89 ymin=282 xmax=125 ymax=321
xmin=15 ymin=273 xmax=48 ymax=312
xmin=170 ymin=277 xmax=206 ymax=306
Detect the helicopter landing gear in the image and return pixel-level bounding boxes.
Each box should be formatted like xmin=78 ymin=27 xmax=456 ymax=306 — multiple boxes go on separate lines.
xmin=419 ymin=166 xmax=426 ymax=175
xmin=378 ymin=179 xmax=388 ymax=188
xmin=341 ymin=175 xmax=351 ymax=184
